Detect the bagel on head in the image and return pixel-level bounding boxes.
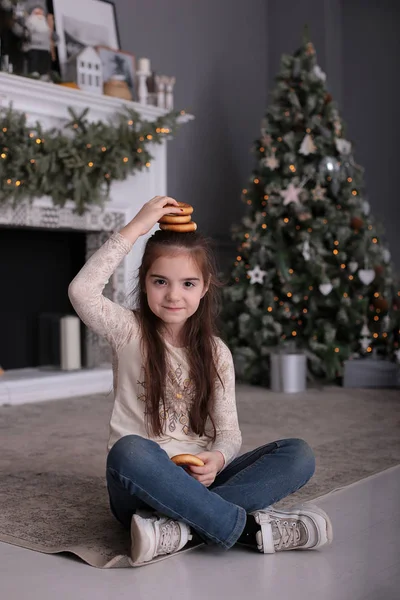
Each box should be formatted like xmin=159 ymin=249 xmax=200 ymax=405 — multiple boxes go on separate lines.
xmin=159 ymin=214 xmax=192 ymax=224
xmin=172 ymin=202 xmax=193 ymax=216
xmin=160 ymin=222 xmax=197 ymax=233
xmin=171 ymin=454 xmax=205 ymax=467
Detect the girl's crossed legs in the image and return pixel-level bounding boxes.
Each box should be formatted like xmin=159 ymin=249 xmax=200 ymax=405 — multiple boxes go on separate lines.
xmin=106 ymin=435 xmax=316 ymax=550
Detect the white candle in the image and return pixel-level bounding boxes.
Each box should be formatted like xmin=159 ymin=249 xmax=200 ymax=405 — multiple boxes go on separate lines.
xmin=138 ymin=57 xmax=151 ymax=73
xmin=60 ymin=316 xmax=81 ymax=370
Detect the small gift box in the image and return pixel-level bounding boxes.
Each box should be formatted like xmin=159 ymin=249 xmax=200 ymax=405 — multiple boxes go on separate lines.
xmin=343 ymin=358 xmax=399 ymax=389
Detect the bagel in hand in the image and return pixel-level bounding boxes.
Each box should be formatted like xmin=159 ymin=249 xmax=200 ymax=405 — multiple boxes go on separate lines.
xmin=171 ymin=454 xmax=205 ymax=467
xmin=158 ymin=202 xmax=196 ymax=232
xmin=173 ymin=202 xmax=193 ymax=216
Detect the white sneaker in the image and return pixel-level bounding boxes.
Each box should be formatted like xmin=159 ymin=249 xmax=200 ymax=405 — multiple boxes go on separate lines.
xmin=251 ymin=504 xmax=333 ymax=553
xmin=130 ymin=513 xmax=192 ymax=565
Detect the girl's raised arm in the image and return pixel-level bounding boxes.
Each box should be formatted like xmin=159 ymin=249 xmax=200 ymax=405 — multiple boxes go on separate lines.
xmin=68 ymin=232 xmax=138 ymax=350
xmin=69 ymin=195 xmax=182 ymax=350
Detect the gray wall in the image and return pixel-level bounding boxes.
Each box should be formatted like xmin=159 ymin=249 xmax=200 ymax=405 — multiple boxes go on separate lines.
xmin=114 ymin=0 xmax=399 ymax=270
xmin=114 ymin=0 xmax=268 ymax=255
xmin=341 ymin=0 xmax=400 ymax=268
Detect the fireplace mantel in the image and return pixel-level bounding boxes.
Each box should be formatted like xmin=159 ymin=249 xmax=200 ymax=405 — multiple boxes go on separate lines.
xmin=0 ymin=72 xmax=194 ymax=287
xmin=0 ymin=73 xmax=194 ymax=405
xmin=0 ymin=72 xmax=192 ymax=127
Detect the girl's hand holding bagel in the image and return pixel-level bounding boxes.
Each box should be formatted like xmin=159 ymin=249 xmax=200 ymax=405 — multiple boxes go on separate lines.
xmin=171 ymin=451 xmax=225 ymax=487
xmin=130 ymin=196 xmax=183 ymax=236
xmin=171 ymin=454 xmax=205 ymax=467
xmin=158 ymin=201 xmax=197 ymax=232
xmin=167 ymin=202 xmax=193 ymax=216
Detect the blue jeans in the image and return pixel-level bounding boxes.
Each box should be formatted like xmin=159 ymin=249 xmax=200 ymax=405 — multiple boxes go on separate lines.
xmin=106 ymin=435 xmax=315 ymax=550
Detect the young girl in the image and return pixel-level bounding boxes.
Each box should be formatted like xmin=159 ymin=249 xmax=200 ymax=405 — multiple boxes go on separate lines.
xmin=69 ymin=195 xmax=332 ymax=566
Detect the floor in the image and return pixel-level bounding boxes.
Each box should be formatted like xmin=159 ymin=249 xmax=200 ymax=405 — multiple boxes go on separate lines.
xmin=1 ymin=465 xmax=399 ymax=600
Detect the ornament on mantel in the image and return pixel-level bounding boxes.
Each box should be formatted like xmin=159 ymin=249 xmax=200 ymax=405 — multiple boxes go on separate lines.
xmin=319 ymin=282 xmax=333 ymax=296
xmin=280 ymin=183 xmax=302 ymax=206
xmin=137 ymin=57 xmax=152 ymax=104
xmin=247 ymin=265 xmax=267 ymax=285
xmin=155 ymin=75 xmax=166 ymax=108
xmin=358 ymin=269 xmax=375 ymax=285
xmin=311 ymin=184 xmax=326 ymax=201
xmin=313 ymin=65 xmax=326 ymax=81
xmin=263 ymin=154 xmax=280 ymax=170
xmin=165 ymin=76 xmax=176 ymax=110
xmin=299 ymin=133 xmax=317 ymax=156
xmin=335 ymin=138 xmax=352 ymax=155
xmin=65 ymin=46 xmax=103 ymax=95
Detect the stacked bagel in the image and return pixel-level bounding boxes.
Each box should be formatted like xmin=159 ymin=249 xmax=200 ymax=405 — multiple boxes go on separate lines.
xmin=158 ymin=202 xmax=197 ymax=232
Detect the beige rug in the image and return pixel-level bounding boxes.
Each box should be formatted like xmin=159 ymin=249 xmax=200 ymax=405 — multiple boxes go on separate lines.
xmin=0 ymin=385 xmax=399 ymax=568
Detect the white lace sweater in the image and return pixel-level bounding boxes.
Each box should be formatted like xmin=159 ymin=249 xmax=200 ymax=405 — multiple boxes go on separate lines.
xmin=68 ymin=232 xmax=242 ymax=469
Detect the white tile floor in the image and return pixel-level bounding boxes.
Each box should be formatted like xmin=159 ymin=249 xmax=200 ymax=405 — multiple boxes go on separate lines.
xmin=0 ymin=465 xmax=399 ymax=600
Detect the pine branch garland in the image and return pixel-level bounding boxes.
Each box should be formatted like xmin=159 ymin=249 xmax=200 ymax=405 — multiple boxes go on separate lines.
xmin=0 ymin=104 xmax=182 ymax=214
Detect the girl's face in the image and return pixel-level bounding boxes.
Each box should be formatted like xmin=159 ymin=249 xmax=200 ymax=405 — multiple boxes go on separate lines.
xmin=145 ymin=252 xmax=208 ymax=337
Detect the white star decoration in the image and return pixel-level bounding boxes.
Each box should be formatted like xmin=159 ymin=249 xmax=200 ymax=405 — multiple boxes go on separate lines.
xmin=280 ymin=183 xmax=302 ymax=206
xmin=248 ymin=265 xmax=267 ymax=285
xmin=311 ymin=184 xmax=327 ymax=201
xmin=264 ymin=154 xmax=280 ymax=170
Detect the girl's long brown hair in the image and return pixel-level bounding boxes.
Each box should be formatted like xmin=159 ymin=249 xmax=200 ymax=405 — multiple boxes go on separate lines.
xmin=131 ymin=229 xmax=223 ymax=441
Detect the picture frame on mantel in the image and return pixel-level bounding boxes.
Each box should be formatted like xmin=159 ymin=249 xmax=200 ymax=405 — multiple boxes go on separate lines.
xmin=51 ymin=0 xmax=120 ymax=79
xmin=96 ymin=46 xmax=137 ymax=101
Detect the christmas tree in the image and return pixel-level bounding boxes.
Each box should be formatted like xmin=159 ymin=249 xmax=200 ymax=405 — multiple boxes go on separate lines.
xmin=221 ymin=35 xmax=400 ymax=385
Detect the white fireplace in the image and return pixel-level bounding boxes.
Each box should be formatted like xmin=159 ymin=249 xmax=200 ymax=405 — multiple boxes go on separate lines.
xmin=0 ymin=72 xmax=193 ymax=406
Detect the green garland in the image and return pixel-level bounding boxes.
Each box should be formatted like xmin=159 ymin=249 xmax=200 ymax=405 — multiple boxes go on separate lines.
xmin=0 ymin=104 xmax=182 ymax=214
